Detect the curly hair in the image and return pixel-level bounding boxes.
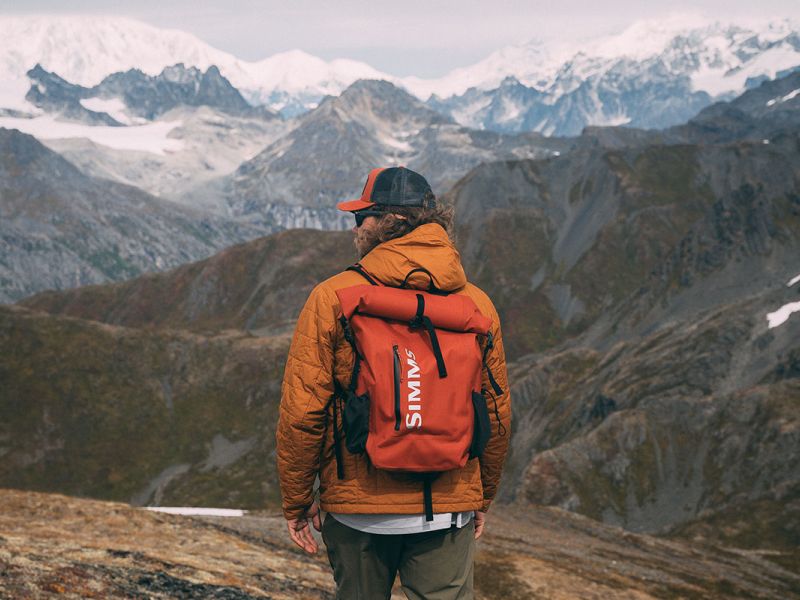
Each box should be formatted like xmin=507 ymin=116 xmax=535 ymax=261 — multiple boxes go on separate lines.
xmin=357 ymin=193 xmax=455 ymax=257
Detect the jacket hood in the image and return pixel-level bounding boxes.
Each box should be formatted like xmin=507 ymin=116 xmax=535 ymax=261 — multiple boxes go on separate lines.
xmin=358 ymin=223 xmax=467 ymax=292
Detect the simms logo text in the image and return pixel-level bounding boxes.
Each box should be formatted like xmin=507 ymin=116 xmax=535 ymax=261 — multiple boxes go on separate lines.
xmin=405 ymin=348 xmax=422 ymax=429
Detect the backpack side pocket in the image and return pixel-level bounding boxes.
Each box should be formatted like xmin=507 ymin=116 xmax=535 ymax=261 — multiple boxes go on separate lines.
xmin=343 ymin=391 xmax=370 ymax=454
xmin=469 ymin=391 xmax=491 ymax=459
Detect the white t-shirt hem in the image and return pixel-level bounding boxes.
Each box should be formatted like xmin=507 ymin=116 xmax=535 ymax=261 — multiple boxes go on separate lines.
xmin=329 ymin=511 xmax=474 ymax=535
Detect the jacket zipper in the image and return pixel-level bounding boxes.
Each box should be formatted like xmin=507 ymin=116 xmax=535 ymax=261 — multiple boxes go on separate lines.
xmin=393 ymin=344 xmax=401 ymax=431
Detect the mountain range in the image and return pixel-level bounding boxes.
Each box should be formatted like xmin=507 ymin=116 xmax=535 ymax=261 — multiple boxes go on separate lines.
xmin=427 ymin=18 xmax=800 ymax=135
xmin=1 ymin=47 xmax=797 ymax=303
xmin=25 ymin=63 xmax=275 ymax=126
xmin=1 ymin=15 xmax=799 ymax=135
xmin=205 ymin=79 xmax=566 ymax=226
xmin=0 ymin=71 xmax=567 ymax=301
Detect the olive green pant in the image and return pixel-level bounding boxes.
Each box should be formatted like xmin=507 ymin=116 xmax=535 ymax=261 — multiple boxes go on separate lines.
xmin=321 ymin=513 xmax=475 ymax=600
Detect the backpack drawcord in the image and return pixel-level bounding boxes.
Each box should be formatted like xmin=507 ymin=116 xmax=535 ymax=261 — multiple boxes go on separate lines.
xmin=482 ymin=331 xmax=504 ymax=397
xmin=330 ymin=384 xmax=345 ymax=480
xmin=484 ymin=387 xmax=507 ymax=437
xmin=481 ymin=331 xmax=506 ymax=435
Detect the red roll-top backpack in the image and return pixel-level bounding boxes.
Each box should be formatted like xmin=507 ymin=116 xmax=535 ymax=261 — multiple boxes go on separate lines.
xmin=331 ymin=264 xmax=505 ymax=520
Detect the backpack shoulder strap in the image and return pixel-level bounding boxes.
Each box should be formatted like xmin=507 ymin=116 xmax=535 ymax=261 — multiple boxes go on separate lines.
xmin=346 ymin=263 xmax=380 ymax=286
xmin=400 ymin=267 xmax=448 ymax=295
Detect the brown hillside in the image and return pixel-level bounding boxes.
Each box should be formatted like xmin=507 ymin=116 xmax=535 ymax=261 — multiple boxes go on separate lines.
xmin=20 ymin=229 xmax=354 ymax=336
xmin=2 ymin=489 xmax=797 ymax=599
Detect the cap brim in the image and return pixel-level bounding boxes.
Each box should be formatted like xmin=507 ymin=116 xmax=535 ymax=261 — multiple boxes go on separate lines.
xmin=336 ymin=199 xmax=376 ymax=212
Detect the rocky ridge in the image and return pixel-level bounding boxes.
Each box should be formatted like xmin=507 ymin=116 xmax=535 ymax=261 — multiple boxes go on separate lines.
xmin=450 ymin=125 xmax=800 ymax=357
xmin=503 ymin=292 xmax=799 ymax=569
xmin=443 ymin=74 xmax=800 ymax=568
xmin=670 ymin=69 xmax=800 ymax=144
xmin=25 ymin=63 xmax=275 ymax=125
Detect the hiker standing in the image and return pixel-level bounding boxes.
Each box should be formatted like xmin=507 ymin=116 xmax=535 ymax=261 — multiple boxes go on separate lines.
xmin=276 ymin=167 xmax=511 ymax=599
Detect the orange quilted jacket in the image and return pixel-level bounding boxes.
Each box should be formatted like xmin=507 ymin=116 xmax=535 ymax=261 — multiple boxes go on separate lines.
xmin=276 ymin=223 xmax=511 ymax=519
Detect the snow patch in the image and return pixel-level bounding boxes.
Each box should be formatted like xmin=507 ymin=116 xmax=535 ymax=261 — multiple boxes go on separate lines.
xmin=0 ymin=78 xmax=41 ymax=114
xmin=767 ymin=301 xmax=800 ymax=329
xmin=0 ymin=114 xmax=183 ymax=155
xmin=585 ymin=13 xmax=714 ymax=61
xmin=377 ymin=130 xmax=413 ymax=153
xmin=79 ymin=96 xmax=143 ymax=125
xmin=590 ymin=113 xmax=631 ymax=127
xmin=787 ymin=273 xmax=800 ymax=287
xmin=144 ymin=507 xmax=246 ymax=517
xmin=691 ymin=44 xmax=800 ymax=97
xmin=451 ymin=96 xmax=493 ymax=129
xmin=496 ymin=96 xmax=523 ymax=122
xmin=766 ymin=88 xmax=800 ymax=107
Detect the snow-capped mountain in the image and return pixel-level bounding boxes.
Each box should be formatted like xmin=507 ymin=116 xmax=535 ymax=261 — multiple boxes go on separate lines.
xmin=406 ymin=16 xmax=800 ymax=99
xmin=0 ymin=62 xmax=290 ymax=199
xmin=0 ymin=16 xmax=392 ymax=117
xmin=421 ymin=16 xmax=800 ymax=135
xmin=25 ymin=63 xmax=273 ymax=125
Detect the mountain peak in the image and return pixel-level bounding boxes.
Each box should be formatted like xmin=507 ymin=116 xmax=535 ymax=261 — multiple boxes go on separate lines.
xmin=340 ymin=78 xmax=403 ymax=96
xmin=160 ymin=63 xmax=201 ymax=83
xmin=331 ymin=78 xmax=452 ymax=126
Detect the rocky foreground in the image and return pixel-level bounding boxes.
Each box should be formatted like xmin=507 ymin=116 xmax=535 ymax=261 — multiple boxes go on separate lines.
xmin=1 ymin=490 xmax=797 ymax=599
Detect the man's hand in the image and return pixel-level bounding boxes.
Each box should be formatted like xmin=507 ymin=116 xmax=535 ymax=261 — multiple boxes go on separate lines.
xmin=286 ymin=502 xmax=322 ymax=554
xmin=474 ymin=510 xmax=487 ymax=539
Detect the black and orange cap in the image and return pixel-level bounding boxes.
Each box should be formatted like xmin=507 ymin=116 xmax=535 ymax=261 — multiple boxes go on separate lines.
xmin=337 ymin=166 xmax=435 ymax=212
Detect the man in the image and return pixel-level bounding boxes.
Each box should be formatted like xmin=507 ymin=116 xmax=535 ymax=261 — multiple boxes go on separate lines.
xmin=276 ymin=166 xmax=511 ymax=599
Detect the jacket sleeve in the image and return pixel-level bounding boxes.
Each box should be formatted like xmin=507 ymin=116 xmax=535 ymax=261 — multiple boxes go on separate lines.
xmin=276 ymin=283 xmax=338 ymax=520
xmin=479 ymin=305 xmax=511 ymax=512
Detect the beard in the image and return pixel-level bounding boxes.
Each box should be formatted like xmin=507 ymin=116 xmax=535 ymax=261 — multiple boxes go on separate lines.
xmin=354 ymin=227 xmax=381 ymax=259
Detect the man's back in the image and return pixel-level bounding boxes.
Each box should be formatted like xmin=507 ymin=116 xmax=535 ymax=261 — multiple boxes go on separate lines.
xmin=277 ymin=222 xmax=510 ymax=517
xmin=276 ymin=167 xmax=511 ymax=599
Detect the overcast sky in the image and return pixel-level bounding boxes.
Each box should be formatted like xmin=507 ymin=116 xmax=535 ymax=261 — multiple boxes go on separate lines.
xmin=2 ymin=0 xmax=800 ymax=77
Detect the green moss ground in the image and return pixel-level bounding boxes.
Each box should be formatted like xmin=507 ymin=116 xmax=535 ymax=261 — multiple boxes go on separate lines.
xmin=0 ymin=306 xmax=288 ymax=509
